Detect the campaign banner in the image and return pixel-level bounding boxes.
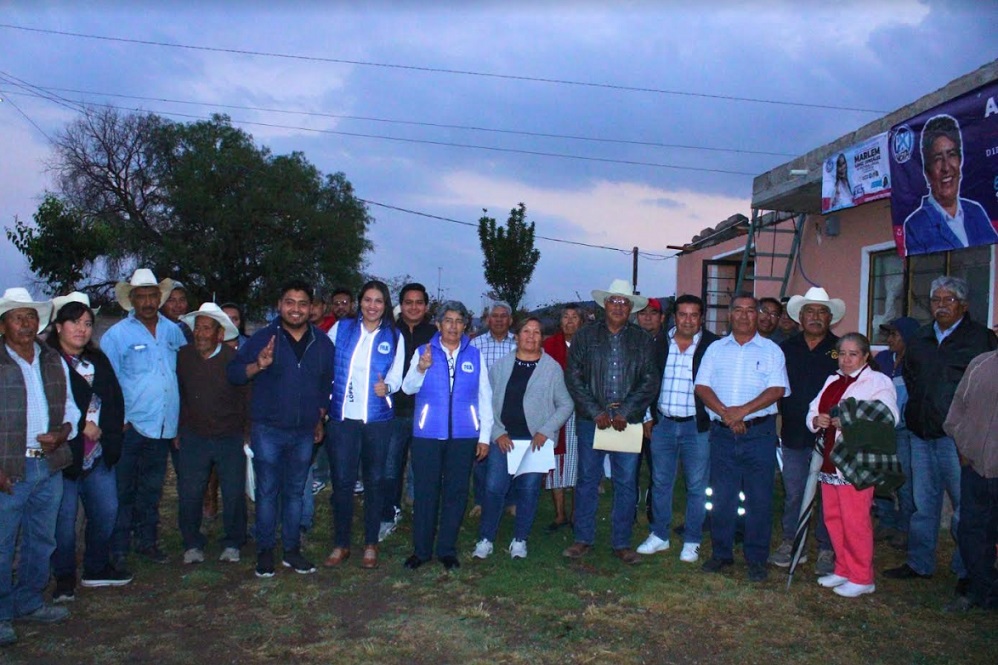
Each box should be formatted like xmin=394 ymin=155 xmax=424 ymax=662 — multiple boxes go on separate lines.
xmin=888 ymin=80 xmax=998 ymax=256
xmin=821 ymin=133 xmax=891 ymax=213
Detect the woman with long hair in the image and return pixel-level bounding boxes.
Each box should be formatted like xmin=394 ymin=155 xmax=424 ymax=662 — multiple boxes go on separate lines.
xmin=48 ymin=295 xmax=130 ymax=602
xmin=323 ymin=280 xmax=406 ymax=570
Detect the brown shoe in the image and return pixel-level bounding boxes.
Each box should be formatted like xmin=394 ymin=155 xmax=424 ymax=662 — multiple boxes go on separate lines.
xmin=562 ymin=542 xmax=592 ymax=559
xmin=361 ymin=546 xmax=379 ymax=569
xmin=469 ymin=504 xmax=482 ymax=518
xmin=613 ymin=548 xmax=641 ymax=565
xmin=323 ymin=547 xmax=350 ymax=567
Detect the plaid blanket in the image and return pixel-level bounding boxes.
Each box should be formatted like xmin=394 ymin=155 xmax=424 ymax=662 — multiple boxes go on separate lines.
xmin=830 ymin=397 xmax=904 ymax=492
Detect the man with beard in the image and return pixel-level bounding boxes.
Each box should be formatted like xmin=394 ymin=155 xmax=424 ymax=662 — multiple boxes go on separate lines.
xmin=228 ymin=280 xmax=334 ymax=578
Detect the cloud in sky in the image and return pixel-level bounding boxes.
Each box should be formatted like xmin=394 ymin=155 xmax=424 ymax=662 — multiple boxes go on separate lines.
xmin=0 ymin=2 xmax=994 ymax=307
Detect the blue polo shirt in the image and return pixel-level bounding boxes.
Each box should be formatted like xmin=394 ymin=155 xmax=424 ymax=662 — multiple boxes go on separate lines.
xmin=100 ymin=312 xmax=187 ymax=439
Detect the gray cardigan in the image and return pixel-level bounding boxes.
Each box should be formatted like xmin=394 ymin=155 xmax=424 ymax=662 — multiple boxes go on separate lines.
xmin=488 ymin=351 xmax=574 ymax=444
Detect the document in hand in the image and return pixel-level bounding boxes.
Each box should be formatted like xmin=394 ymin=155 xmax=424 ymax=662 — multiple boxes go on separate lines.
xmin=506 ymin=438 xmax=556 ymax=477
xmin=593 ymin=423 xmax=643 ymax=453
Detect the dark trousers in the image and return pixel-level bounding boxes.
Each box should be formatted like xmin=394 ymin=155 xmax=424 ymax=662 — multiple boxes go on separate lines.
xmin=709 ymin=417 xmax=777 ymax=565
xmin=382 ymin=416 xmax=413 ymax=521
xmin=53 ymin=462 xmax=118 ymax=580
xmin=411 ymin=436 xmax=477 ymax=561
xmin=112 ymin=429 xmax=171 ymax=557
xmin=958 ymin=465 xmax=998 ymax=608
xmin=326 ymin=418 xmax=391 ymax=547
xmin=177 ymin=430 xmax=247 ymax=551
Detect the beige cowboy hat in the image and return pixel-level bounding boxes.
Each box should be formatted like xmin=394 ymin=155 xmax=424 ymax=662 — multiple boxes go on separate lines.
xmin=180 ymin=302 xmax=240 ymax=342
xmin=52 ymin=291 xmax=101 ymax=316
xmin=114 ymin=269 xmax=174 ymax=311
xmin=786 ymin=286 xmax=846 ymax=325
xmin=0 ymin=287 xmax=53 ymax=333
xmin=591 ymin=279 xmax=648 ymax=311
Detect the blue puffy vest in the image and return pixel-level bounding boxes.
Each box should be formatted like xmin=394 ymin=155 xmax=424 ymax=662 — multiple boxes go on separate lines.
xmin=330 ymin=318 xmax=398 ymax=423
xmin=413 ymin=332 xmax=482 ymax=440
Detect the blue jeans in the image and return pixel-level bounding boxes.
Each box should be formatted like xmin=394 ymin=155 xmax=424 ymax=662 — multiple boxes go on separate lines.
xmin=53 ymin=462 xmax=118 ymax=580
xmin=478 ymin=442 xmax=544 ymax=542
xmin=573 ymin=419 xmax=640 ymax=550
xmin=299 ymin=464 xmax=315 ymax=533
xmin=874 ymin=428 xmax=914 ymax=532
xmin=958 ymin=465 xmax=998 ymax=608
xmin=780 ymin=445 xmax=831 ymax=550
xmin=0 ymin=458 xmax=63 ymax=621
xmin=112 ymin=429 xmax=171 ymax=557
xmin=649 ymin=417 xmax=710 ymax=544
xmin=709 ymin=417 xmax=777 ymax=565
xmin=177 ymin=430 xmax=247 ymax=551
xmin=382 ymin=416 xmax=413 ymax=521
xmin=410 ymin=436 xmax=477 ymax=560
xmin=326 ymin=418 xmax=392 ymax=547
xmin=907 ymin=433 xmax=965 ymax=577
xmin=251 ymin=423 xmax=314 ymax=552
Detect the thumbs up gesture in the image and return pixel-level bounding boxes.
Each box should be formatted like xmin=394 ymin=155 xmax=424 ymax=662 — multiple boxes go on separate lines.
xmin=374 ymin=372 xmax=388 ymax=397
xmin=417 ymin=344 xmax=433 ymax=373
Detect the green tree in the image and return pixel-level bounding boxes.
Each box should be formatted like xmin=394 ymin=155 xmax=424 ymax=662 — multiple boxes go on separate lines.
xmin=477 ymin=202 xmax=540 ymax=313
xmin=18 ymin=107 xmax=372 ymax=314
xmin=5 ymin=195 xmax=110 ymax=295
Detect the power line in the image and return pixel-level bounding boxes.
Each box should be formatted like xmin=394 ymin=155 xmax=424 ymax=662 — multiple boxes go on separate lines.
xmin=0 ymin=87 xmax=761 ymax=176
xmin=0 ymin=92 xmax=52 ymax=141
xmin=7 ymin=80 xmax=797 ymax=159
xmin=361 ymin=199 xmax=679 ymax=261
xmin=0 ymin=23 xmax=888 ymax=114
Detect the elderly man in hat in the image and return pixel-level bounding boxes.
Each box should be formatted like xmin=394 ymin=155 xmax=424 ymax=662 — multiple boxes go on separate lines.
xmin=176 ymin=303 xmax=248 ymax=565
xmin=769 ymin=287 xmax=845 ymax=575
xmin=0 ymin=288 xmax=80 ymax=646
xmin=562 ymin=279 xmax=659 ymax=564
xmin=885 ymin=276 xmax=997 ymax=604
xmin=101 ymin=269 xmax=187 ymax=567
xmin=695 ymin=293 xmax=789 ymax=582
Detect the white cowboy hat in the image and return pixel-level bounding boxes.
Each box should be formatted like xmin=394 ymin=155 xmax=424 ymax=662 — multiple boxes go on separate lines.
xmin=786 ymin=286 xmax=846 ymax=325
xmin=180 ymin=302 xmax=239 ymax=342
xmin=52 ymin=291 xmax=101 ymax=316
xmin=0 ymin=287 xmax=53 ymax=333
xmin=114 ymin=269 xmax=174 ymax=311
xmin=591 ymin=279 xmax=648 ymax=311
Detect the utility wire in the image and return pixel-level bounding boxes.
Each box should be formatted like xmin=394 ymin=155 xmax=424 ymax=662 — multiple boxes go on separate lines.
xmin=0 ymin=88 xmax=761 ymax=176
xmin=0 ymin=91 xmax=52 ymax=141
xmin=0 ymin=23 xmax=888 ymax=114
xmin=362 ymin=199 xmax=679 ymax=261
xmin=7 ymin=80 xmax=797 ymax=158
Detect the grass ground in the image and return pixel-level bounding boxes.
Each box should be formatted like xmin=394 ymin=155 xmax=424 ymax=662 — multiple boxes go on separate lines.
xmin=3 ymin=472 xmax=995 ymax=665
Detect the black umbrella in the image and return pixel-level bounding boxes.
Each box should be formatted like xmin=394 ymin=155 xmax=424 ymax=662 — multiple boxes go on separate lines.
xmin=786 ymin=426 xmax=828 ymax=590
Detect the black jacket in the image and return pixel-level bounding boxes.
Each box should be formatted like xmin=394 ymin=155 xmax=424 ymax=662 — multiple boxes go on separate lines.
xmin=565 ymin=321 xmax=659 ymax=423
xmin=394 ymin=320 xmax=438 ymax=418
xmin=903 ymin=315 xmax=997 ymax=440
xmin=660 ymin=329 xmax=720 ymax=433
xmin=61 ymin=349 xmax=125 ymax=480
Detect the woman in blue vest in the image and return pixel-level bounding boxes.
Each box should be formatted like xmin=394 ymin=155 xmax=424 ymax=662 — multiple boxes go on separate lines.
xmin=401 ymin=301 xmax=494 ymax=571
xmin=323 ymin=280 xmax=406 ymax=570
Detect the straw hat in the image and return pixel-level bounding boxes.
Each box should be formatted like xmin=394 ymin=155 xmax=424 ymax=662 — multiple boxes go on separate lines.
xmin=114 ymin=269 xmax=174 ymax=311
xmin=52 ymin=291 xmax=101 ymax=316
xmin=0 ymin=287 xmax=53 ymax=333
xmin=786 ymin=287 xmax=846 ymax=325
xmin=591 ymin=279 xmax=648 ymax=311
xmin=180 ymin=302 xmax=240 ymax=342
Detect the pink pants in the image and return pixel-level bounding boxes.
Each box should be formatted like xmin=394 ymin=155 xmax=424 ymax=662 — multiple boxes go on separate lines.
xmin=821 ymin=483 xmax=875 ymax=585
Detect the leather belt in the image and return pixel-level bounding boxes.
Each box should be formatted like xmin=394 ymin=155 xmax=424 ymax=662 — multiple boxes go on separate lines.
xmin=664 ymin=415 xmax=695 ymax=423
xmin=715 ymin=415 xmax=773 ymax=430
xmin=25 ymin=448 xmax=46 ymax=458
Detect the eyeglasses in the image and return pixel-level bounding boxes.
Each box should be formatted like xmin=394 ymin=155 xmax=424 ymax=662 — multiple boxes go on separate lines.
xmin=605 ymin=297 xmax=631 ymax=307
xmin=929 ymin=296 xmax=960 ymax=305
xmin=757 ymin=308 xmax=780 ymax=318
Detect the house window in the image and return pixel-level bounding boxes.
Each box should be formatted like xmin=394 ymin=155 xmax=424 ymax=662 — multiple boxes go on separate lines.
xmin=701 ymin=259 xmax=752 ymax=335
xmin=867 ymin=245 xmax=991 ymax=340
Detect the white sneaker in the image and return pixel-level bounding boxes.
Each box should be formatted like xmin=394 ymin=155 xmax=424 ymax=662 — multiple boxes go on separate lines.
xmin=636 ymin=534 xmax=670 ymax=555
xmin=472 ymin=539 xmax=493 ymax=559
xmin=378 ymin=521 xmax=397 ymax=543
xmin=354 ymin=480 xmax=364 ymax=495
xmin=679 ymin=542 xmax=700 ymax=563
xmin=817 ymin=574 xmax=848 ymax=588
xmin=183 ymin=548 xmax=204 ymax=564
xmin=833 ymin=581 xmax=875 ymax=598
xmin=218 ymin=547 xmax=241 ymax=563
xmin=509 ymin=540 xmax=528 ymax=559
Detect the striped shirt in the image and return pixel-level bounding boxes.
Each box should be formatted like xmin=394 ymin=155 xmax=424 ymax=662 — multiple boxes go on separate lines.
xmin=657 ymin=329 xmax=701 ymax=418
xmin=470 ymin=332 xmax=516 ymax=370
xmin=695 ymin=333 xmax=790 ymax=421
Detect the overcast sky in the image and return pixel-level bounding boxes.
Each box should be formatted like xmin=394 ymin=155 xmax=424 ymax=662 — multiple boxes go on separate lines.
xmin=1 ymin=1 xmax=995 ymax=311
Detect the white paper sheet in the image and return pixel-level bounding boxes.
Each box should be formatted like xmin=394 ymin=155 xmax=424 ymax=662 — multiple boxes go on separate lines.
xmin=506 ymin=438 xmax=556 ymax=477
